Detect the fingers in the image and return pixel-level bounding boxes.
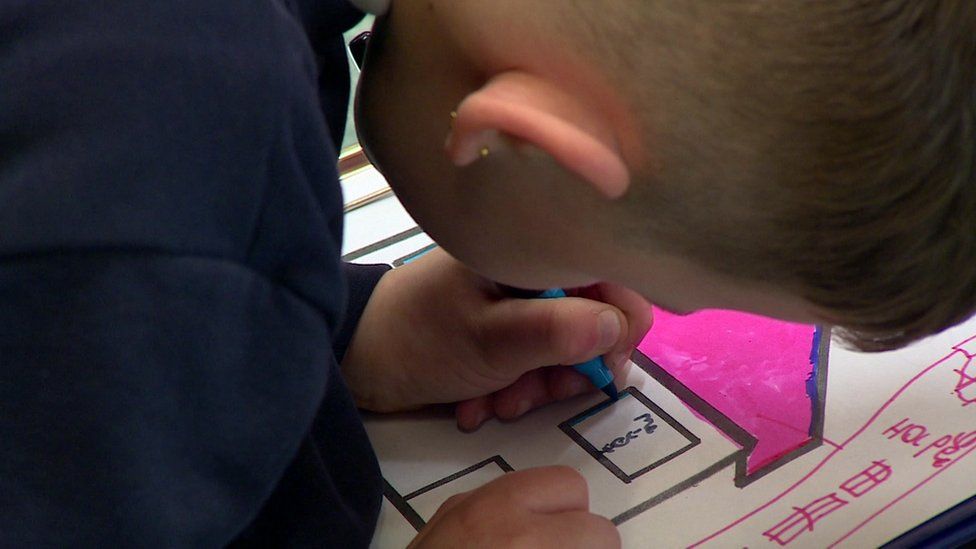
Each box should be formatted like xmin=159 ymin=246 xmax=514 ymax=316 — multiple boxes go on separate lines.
xmin=436 ymin=489 xmax=474 ymax=515
xmin=455 ymin=394 xmax=492 ymax=431
xmin=577 ymin=283 xmax=653 ymax=369
xmin=482 ymin=469 xmax=618 ymax=548
xmin=490 ymin=368 xmax=557 ymax=420
xmin=412 ymin=467 xmax=618 ymax=549
xmin=455 ymin=281 xmax=652 ymax=432
xmin=457 ymin=364 xmax=635 ymax=431
xmin=481 ymin=466 xmax=589 ymax=514
xmin=534 ymin=512 xmax=622 ymax=549
xmin=477 ymin=296 xmax=626 ymax=374
xmin=546 ymin=365 xmax=629 ymax=401
xmin=456 ymin=370 xmax=558 ymax=431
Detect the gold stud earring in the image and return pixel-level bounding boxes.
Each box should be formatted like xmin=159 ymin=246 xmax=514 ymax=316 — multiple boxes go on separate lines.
xmin=449 ymin=110 xmax=489 ymax=160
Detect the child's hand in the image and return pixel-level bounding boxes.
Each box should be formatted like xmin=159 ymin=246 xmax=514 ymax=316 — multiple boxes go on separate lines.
xmin=341 ymin=249 xmax=652 ymax=428
xmin=407 ymin=466 xmax=620 ymax=549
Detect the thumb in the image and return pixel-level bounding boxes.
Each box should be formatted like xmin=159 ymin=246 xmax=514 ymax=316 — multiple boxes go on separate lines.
xmin=477 ymin=296 xmax=626 ymax=376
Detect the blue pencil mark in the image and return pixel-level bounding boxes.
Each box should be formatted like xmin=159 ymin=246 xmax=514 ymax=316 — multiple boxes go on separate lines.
xmin=393 ymin=243 xmax=439 ymax=267
xmin=402 ymin=244 xmax=437 ymax=264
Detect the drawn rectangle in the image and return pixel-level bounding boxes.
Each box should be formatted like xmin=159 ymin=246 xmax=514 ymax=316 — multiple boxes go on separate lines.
xmin=560 ymin=386 xmax=700 ymax=484
xmin=390 ymin=456 xmax=514 ymax=526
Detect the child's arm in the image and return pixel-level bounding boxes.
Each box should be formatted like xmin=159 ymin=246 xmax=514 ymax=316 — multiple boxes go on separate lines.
xmin=340 ymin=248 xmax=653 ymax=426
xmin=333 ymin=263 xmax=394 ymax=364
xmin=1 ymin=2 xmax=381 ymax=545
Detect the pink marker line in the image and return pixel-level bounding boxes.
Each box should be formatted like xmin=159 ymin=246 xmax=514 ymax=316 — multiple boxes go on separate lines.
xmin=757 ymin=413 xmax=843 ymax=450
xmin=828 ymin=444 xmax=976 ymax=548
xmin=690 ymin=344 xmax=969 ymax=547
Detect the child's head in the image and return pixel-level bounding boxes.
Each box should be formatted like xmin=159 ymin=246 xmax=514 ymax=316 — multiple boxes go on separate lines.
xmin=355 ymin=1 xmax=976 ymax=351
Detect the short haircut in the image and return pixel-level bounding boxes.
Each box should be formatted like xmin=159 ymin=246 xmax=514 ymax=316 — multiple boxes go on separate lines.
xmin=564 ymin=1 xmax=976 ymax=351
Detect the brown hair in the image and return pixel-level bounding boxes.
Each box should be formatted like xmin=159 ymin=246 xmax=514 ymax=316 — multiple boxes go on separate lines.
xmin=565 ymin=1 xmax=976 ymax=351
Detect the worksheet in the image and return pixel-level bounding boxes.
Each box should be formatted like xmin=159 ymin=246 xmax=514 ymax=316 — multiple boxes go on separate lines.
xmin=342 ymin=166 xmax=976 ymax=548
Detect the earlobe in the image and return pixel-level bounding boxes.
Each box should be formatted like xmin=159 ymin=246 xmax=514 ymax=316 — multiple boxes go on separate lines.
xmin=444 ymin=72 xmax=631 ymax=200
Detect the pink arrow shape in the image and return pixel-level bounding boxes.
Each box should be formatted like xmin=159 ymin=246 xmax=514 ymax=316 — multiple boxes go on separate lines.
xmin=638 ymin=308 xmax=823 ymax=475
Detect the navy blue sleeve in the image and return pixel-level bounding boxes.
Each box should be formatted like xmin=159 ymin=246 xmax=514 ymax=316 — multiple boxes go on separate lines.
xmin=335 ymin=263 xmax=393 ymax=363
xmin=1 ymin=1 xmax=382 ymax=546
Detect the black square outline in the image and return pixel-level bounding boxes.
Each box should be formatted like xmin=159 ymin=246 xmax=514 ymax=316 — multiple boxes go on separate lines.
xmin=559 ymin=386 xmax=701 ymax=484
xmin=383 ymin=455 xmax=514 ymax=532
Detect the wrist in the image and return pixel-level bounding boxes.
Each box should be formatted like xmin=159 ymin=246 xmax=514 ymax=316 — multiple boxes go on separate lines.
xmin=339 ymin=268 xmax=417 ymax=412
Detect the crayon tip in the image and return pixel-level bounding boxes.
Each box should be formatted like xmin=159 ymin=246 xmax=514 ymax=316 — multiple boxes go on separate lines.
xmin=601 ymin=383 xmax=619 ymax=400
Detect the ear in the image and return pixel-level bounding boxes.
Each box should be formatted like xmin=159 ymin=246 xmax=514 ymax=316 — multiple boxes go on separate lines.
xmin=445 ymin=71 xmax=631 ymax=200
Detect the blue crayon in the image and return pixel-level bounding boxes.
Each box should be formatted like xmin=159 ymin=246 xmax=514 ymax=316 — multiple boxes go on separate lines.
xmin=537 ymin=288 xmax=619 ymax=400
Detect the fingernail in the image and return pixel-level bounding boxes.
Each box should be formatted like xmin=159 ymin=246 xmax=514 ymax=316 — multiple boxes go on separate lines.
xmin=459 ymin=409 xmax=486 ymax=432
xmin=473 ymin=409 xmax=489 ymax=429
xmin=597 ymin=310 xmax=622 ymax=350
xmin=514 ymin=399 xmax=531 ymax=417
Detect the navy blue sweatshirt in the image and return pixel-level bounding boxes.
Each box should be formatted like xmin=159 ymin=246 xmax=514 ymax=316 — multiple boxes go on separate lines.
xmin=0 ymin=1 xmax=385 ymax=546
